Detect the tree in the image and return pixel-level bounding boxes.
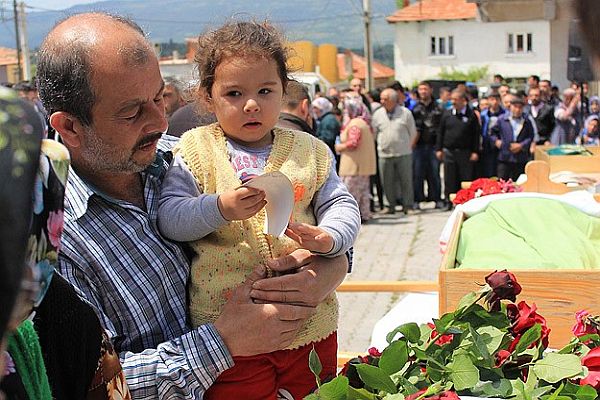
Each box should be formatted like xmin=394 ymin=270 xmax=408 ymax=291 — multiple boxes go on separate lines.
xmin=438 ymin=66 xmax=489 ymax=83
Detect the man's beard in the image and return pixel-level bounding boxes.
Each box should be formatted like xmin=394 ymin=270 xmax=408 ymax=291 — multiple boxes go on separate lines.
xmin=80 ymin=127 xmax=162 ymax=174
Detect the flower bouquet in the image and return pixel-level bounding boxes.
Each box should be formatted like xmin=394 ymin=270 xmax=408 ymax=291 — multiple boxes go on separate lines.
xmin=453 ymin=178 xmax=521 ymax=206
xmin=306 ymin=271 xmax=600 ymax=399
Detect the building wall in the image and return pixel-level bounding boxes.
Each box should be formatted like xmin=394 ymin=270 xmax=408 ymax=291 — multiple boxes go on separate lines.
xmin=548 ymin=0 xmax=573 ymax=90
xmin=393 ymin=19 xmax=551 ymax=85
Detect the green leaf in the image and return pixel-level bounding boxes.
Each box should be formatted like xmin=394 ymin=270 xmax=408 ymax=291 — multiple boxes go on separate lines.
xmin=317 ymin=375 xmax=349 ymax=400
xmin=446 ymin=353 xmax=479 ymax=390
xmin=470 ymin=378 xmax=513 ymax=397
xmin=544 ymin=381 xmax=565 ymax=400
xmin=392 ymin=374 xmax=419 ymax=394
xmin=380 ymin=340 xmax=409 ymax=375
xmin=355 ymin=364 xmax=398 ymax=394
xmin=576 ymin=384 xmax=599 ymax=400
xmin=382 ymin=394 xmax=405 ymax=400
xmin=456 ymin=290 xmax=480 ymax=312
xmin=514 ymin=324 xmax=542 ymax=355
xmin=468 ymin=325 xmax=491 ymax=364
xmin=309 ymin=347 xmax=323 ymax=385
xmin=434 ymin=312 xmax=455 ymax=335
xmin=532 ymin=353 xmax=584 ymax=383
xmin=386 ymin=322 xmax=421 ymax=344
xmin=304 ymin=394 xmax=320 ymax=400
xmin=347 ymin=386 xmax=377 ymax=400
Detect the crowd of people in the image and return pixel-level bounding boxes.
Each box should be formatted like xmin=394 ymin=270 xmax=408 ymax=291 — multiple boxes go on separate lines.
xmin=1 ymin=1 xmax=600 ymax=398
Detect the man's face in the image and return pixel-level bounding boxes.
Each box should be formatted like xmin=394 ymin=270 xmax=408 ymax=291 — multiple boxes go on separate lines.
xmin=528 ymin=89 xmax=541 ymax=106
xmin=539 ymin=81 xmax=550 ymax=95
xmin=479 ymin=98 xmax=489 ymax=111
xmin=488 ymin=96 xmax=500 ymax=111
xmin=510 ymin=102 xmax=523 ymax=118
xmin=162 ymin=84 xmax=183 ymax=117
xmin=80 ymin=54 xmax=168 ymax=174
xmin=418 ymin=84 xmax=431 ymax=101
xmin=502 ymin=95 xmax=512 ymax=110
xmin=440 ymin=90 xmax=450 ymax=102
xmin=380 ymin=90 xmax=396 ymax=112
xmin=527 ymin=77 xmax=538 ymax=88
xmin=451 ymin=92 xmax=466 ymax=110
xmin=499 ymin=85 xmax=509 ymax=97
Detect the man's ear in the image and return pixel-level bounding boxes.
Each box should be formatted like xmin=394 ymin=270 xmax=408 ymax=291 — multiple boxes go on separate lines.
xmin=49 ymin=112 xmax=85 ymax=148
xmin=300 ymin=98 xmax=310 ymax=118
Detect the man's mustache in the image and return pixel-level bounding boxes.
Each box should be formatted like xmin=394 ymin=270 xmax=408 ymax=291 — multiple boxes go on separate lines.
xmin=136 ymin=132 xmax=163 ymax=148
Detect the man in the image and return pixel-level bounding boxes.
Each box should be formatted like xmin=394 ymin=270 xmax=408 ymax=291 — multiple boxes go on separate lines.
xmin=479 ymin=92 xmax=505 ymax=177
xmin=436 ymin=89 xmax=480 ymax=209
xmin=371 ymin=88 xmax=417 ymax=214
xmin=490 ymin=96 xmax=535 ymax=181
xmin=166 ymin=101 xmax=217 ymax=137
xmin=539 ymin=79 xmax=555 ymax=104
xmin=499 ymin=84 xmax=511 ymax=98
xmin=277 ymin=79 xmax=314 ymax=135
xmin=524 ymin=87 xmax=555 ymax=145
xmin=37 ymin=13 xmax=348 ymax=398
xmin=350 ymin=77 xmax=372 ymax=112
xmin=527 ymin=75 xmax=540 ymax=90
xmin=162 ymin=76 xmax=187 ymax=118
xmin=411 ymin=81 xmax=443 ymax=208
xmin=553 ymin=88 xmax=581 ymax=144
xmin=437 ymin=86 xmax=452 ymax=110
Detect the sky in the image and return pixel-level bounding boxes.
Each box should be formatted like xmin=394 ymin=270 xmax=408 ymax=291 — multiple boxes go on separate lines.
xmin=25 ymin=0 xmax=105 ymax=12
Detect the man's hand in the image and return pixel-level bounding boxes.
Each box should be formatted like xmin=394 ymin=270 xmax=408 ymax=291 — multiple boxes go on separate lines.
xmin=217 ymin=187 xmax=266 ymax=221
xmin=435 ymin=150 xmax=444 ymax=161
xmin=214 ymin=266 xmax=316 ymax=356
xmin=285 ymin=223 xmax=334 ymax=254
xmin=250 ymin=249 xmax=348 ymax=307
xmin=469 ymin=152 xmax=479 ymax=162
xmin=495 ymin=139 xmax=503 ymax=149
xmin=510 ymin=142 xmax=523 ymax=154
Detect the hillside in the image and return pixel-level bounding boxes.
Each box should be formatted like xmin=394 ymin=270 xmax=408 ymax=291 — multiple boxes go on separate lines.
xmin=2 ymin=0 xmax=397 ymax=50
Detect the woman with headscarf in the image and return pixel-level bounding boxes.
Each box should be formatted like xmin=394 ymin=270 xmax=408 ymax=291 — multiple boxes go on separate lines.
xmin=335 ymin=95 xmax=376 ymax=222
xmin=312 ymin=97 xmax=341 ymax=157
xmin=0 ymin=86 xmax=130 ymax=400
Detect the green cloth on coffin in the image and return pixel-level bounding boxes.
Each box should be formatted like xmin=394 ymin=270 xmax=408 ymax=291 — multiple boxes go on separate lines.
xmin=456 ymin=198 xmax=600 ymax=269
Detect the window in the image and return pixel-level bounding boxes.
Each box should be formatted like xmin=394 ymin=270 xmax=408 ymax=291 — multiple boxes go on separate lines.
xmin=430 ymin=36 xmax=454 ymax=56
xmin=507 ymin=32 xmax=533 ymax=54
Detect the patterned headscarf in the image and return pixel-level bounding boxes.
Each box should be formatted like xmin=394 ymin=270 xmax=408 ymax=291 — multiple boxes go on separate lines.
xmin=311 ymin=97 xmax=334 ymax=115
xmin=342 ymin=94 xmax=371 ymax=128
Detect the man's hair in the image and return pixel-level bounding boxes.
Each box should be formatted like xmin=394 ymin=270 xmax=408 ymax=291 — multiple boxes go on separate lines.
xmin=529 ymin=75 xmax=540 ymax=84
xmin=418 ymin=81 xmax=431 ymax=88
xmin=388 ymin=81 xmax=404 ymax=92
xmin=381 ymin=88 xmax=398 ymax=103
xmin=282 ymin=80 xmax=310 ymax=111
xmin=439 ymin=86 xmax=450 ymax=94
xmin=540 ymin=79 xmax=552 ymax=86
xmin=164 ymin=76 xmax=184 ymax=96
xmin=368 ymin=88 xmax=381 ymax=103
xmin=37 ymin=13 xmax=148 ymax=126
xmin=487 ymin=92 xmax=501 ymax=100
xmin=451 ymin=89 xmax=467 ymax=100
xmin=575 ymin=0 xmax=600 ymax=60
xmin=528 ymin=86 xmax=540 ymax=95
xmin=494 ymin=74 xmax=504 ymax=81
xmin=195 ymin=20 xmax=289 ymax=98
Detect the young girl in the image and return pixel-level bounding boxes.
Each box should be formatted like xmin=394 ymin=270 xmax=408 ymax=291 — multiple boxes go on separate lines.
xmin=157 ymin=21 xmax=360 ymax=399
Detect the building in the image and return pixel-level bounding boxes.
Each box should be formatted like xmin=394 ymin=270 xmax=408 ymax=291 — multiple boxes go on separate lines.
xmin=337 ymin=50 xmax=395 ymax=88
xmin=0 ymin=47 xmax=19 ymax=84
xmin=387 ymin=0 xmax=572 ymax=89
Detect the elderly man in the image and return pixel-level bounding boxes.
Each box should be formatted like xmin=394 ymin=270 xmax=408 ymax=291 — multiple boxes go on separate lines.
xmin=37 ymin=13 xmax=348 ymax=398
xmin=163 ymin=76 xmax=187 ymax=118
xmin=371 ymin=87 xmax=417 ymax=214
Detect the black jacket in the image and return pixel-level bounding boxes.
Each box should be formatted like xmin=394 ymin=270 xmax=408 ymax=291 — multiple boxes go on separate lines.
xmin=412 ymin=100 xmax=443 ymax=146
xmin=277 ymin=112 xmax=315 ymax=136
xmin=436 ymin=107 xmax=481 ymax=153
xmin=524 ymin=103 xmax=555 ymax=144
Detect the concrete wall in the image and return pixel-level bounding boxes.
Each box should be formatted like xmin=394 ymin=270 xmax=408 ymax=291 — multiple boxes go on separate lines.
xmin=393 ymin=19 xmax=551 ymax=85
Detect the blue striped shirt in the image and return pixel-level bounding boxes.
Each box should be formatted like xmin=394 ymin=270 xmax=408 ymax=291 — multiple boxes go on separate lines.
xmin=58 ymin=137 xmax=233 ymax=398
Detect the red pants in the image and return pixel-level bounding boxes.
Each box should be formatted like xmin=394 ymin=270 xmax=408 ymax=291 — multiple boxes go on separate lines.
xmin=205 ymin=332 xmax=337 ymax=400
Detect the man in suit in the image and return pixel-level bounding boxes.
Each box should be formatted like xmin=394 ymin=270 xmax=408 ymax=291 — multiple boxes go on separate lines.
xmin=436 ymin=89 xmax=480 ymax=209
xmin=524 ymin=87 xmax=555 ymax=146
xmin=490 ymin=96 xmax=535 ymax=181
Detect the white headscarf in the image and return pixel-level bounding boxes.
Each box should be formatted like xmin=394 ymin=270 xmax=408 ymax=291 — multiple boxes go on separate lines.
xmin=311 ymin=97 xmax=334 ymax=114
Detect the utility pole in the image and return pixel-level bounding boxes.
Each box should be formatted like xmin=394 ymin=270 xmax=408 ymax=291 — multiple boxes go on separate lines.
xmin=363 ymin=0 xmax=373 ymax=91
xmin=12 ymin=0 xmax=22 ymax=81
xmin=18 ymin=2 xmax=29 ymax=80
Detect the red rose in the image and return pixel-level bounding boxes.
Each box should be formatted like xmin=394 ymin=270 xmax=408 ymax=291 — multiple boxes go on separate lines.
xmin=405 ymin=389 xmax=460 ymax=400
xmin=485 ymin=270 xmax=522 ymax=311
xmin=581 ymin=347 xmax=600 ymax=389
xmin=367 ymin=347 xmax=381 ymax=357
xmin=452 ymin=188 xmax=475 ymax=205
xmin=495 ymin=349 xmax=512 ymax=367
xmin=471 ymin=178 xmax=502 ymax=197
xmin=427 ymin=322 xmax=454 ymax=346
xmin=506 ymin=301 xmax=550 ymax=349
xmin=572 ymin=310 xmax=599 ymax=338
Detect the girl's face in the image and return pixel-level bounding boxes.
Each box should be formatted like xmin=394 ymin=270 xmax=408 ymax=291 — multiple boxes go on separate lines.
xmin=207 ymin=55 xmax=284 ymax=148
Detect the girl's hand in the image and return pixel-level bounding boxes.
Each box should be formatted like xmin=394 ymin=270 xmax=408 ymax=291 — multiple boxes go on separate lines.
xmin=285 ymin=222 xmax=334 ymax=254
xmin=217 ymin=187 xmax=266 ymax=221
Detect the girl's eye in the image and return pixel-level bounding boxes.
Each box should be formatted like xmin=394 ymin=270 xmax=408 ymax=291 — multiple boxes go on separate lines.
xmin=259 ymin=88 xmax=272 ymax=95
xmin=226 ymin=91 xmax=242 ymax=97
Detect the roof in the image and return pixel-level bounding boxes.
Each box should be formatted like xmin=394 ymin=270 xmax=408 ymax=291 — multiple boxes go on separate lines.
xmin=387 ymin=0 xmax=478 ymax=23
xmin=337 ymin=51 xmax=395 ymax=81
xmin=0 ymin=47 xmax=17 ymax=66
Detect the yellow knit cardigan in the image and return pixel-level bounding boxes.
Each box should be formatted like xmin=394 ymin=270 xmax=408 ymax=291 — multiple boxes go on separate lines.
xmin=176 ymin=123 xmax=339 ymax=349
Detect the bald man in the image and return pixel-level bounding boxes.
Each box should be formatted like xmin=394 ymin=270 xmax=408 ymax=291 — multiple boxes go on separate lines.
xmin=38 ymin=13 xmax=347 ymax=398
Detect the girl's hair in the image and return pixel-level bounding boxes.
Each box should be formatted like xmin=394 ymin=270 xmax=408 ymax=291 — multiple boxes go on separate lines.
xmin=195 ymin=20 xmax=290 ymax=99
